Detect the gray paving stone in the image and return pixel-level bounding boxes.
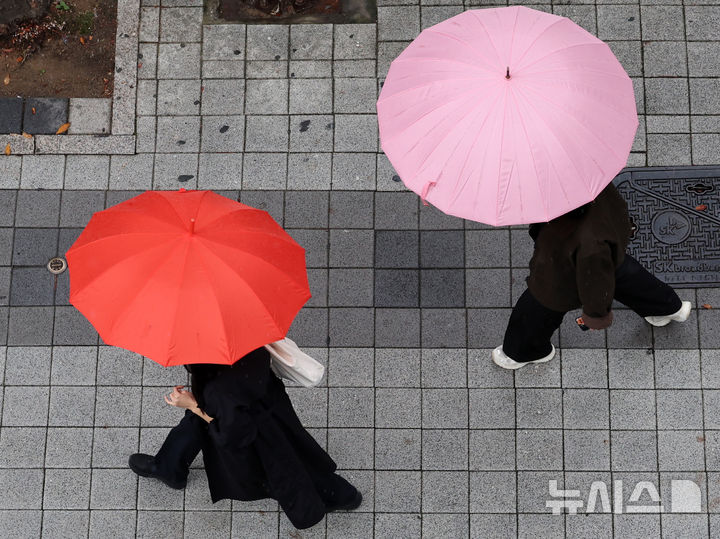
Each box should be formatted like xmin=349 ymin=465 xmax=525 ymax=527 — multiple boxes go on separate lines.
xmin=0 ymin=191 xmax=17 ymax=227
xmin=564 ymin=429 xmax=610 ymax=471
xmin=20 ymin=155 xmax=64 ymax=189
xmin=94 ymin=386 xmax=141 ymax=427
xmin=422 ymin=471 xmax=468 ymax=513
xmin=328 ymin=387 xmax=373 ymax=427
xmin=560 ymin=349 xmax=608 ymax=388
xmin=203 ymin=60 xmax=245 ymax=79
xmin=693 ymin=134 xmax=720 ymax=165
xmin=43 ymin=468 xmax=91 ymax=509
xmin=23 ymin=98 xmax=68 ymax=136
xmin=469 ymin=389 xmax=515 ymax=429
xmin=157 ymin=43 xmax=201 ymax=78
xmin=690 ymin=79 xmax=720 ymax=115
xmin=68 ymin=98 xmax=112 ymax=135
xmin=374 ymin=513 xmax=421 ymax=538
xmin=422 ymin=388 xmax=468 ymax=429
xmin=646 ymin=78 xmax=689 ymax=115
xmin=197 ymin=153 xmax=242 ymax=190
xmin=230 ymin=511 xmax=278 ymax=538
xmin=334 ymin=25 xmax=376 ymax=60
xmin=421 ymin=348 xmax=466 ymax=387
xmin=289 ymin=59 xmax=331 ymax=78
xmin=0 ymin=268 xmax=8 ymax=306
xmin=0 ymin=470 xmax=43 ymax=509
xmin=283 ymin=79 xmax=334 ymax=115
xmin=374 ymin=192 xmax=418 ymax=229
xmin=467 ymin=308 xmax=512 ymax=350
xmin=374 ymin=307 xmax=417 ymax=345
xmin=702 ymin=350 xmax=720 ymax=388
xmin=419 ymin=201 xmax=463 ymax=230
xmin=469 ymin=429 xmax=515 ymax=471
xmin=12 ymin=227 xmax=58 ymax=264
xmin=156 ymin=79 xmax=201 ymax=115
xmin=248 ymin=59 xmax=288 ymax=78
xmin=597 ymin=5 xmax=640 ymax=39
xmin=7 ymin=307 xmax=54 ymax=345
xmin=334 ymin=59 xmax=376 ymax=78
xmin=607 ymin=40 xmax=642 ymax=77
xmin=53 ymin=306 xmax=98 ymax=345
xmin=378 ymin=6 xmax=420 ymax=40
xmin=245 ymin=79 xmax=288 ymax=115
xmin=203 ymin=24 xmax=245 ymax=61
xmin=661 ymin=515 xmax=708 ymax=539
xmin=282 ymin=191 xmax=327 ymax=229
xmin=48 ymin=385 xmax=95 ymax=427
xmin=138 ymin=43 xmax=158 ymax=80
xmin=563 ymin=389 xmax=609 ymax=429
xmin=109 ymin=155 xmax=154 ymax=190
xmin=516 ymin=429 xmax=563 ymax=470
xmin=469 ymin=471 xmax=516 ymax=513
xmin=155 ymin=116 xmax=201 ymax=153
xmin=334 ymin=78 xmax=377 ymax=114
xmin=330 ymin=229 xmax=374 ymax=268
xmin=327 ymin=428 xmax=373 ymax=469
xmin=647 ymin=133 xmax=692 ymax=167
xmin=334 ymin=115 xmax=378 ymax=152
xmin=376 ymin=388 xmax=420 ymax=428
xmin=643 ymin=42 xmax=687 ymax=77
xmin=376 ymin=470 xmax=421 ymax=512
xmin=421 ymin=269 xmax=464 ymax=307
xmin=328 ymin=190 xmax=374 ymax=228
xmin=90 ymin=469 xmax=137 ymax=509
xmin=328 ymin=348 xmax=373 ymax=388
xmin=375 ymin=348 xmax=420 ymax=387
xmin=0 ymin=97 xmax=23 ymax=134
xmin=421 ymin=230 xmax=464 ymax=268
xmin=246 ymin=25 xmax=289 ymax=60
xmin=329 ymin=269 xmax=373 ymax=307
xmin=656 ymin=389 xmax=703 ymax=429
xmin=153 ymin=153 xmax=198 ymax=189
xmin=287 ymin=153 xmax=332 ymax=190
xmin=160 ymin=6 xmax=202 ymax=42
xmin=375 ymin=428 xmax=420 ymax=470
xmin=375 ymin=153 xmax=404 ymax=192
xmin=139 ymin=6 xmax=160 ymax=41
xmin=10 ymin=268 xmax=55 ymax=306
xmin=199 ymin=116 xmax=244 ymax=154
xmin=89 ymin=510 xmax=136 ymax=538
xmin=420 ymin=429 xmax=466 ymax=471
xmin=289 ymin=24 xmax=332 ymax=60
xmin=654 ymin=350 xmax=701 ymax=388
xmin=241 ymin=153 xmax=286 ymax=190
xmin=517 ymin=514 xmax=564 ymax=538
xmin=305 ymin=268 xmax=327 ymax=308
xmin=60 ymin=190 xmax=105 ymax=226
xmin=421 ymin=308 xmax=466 ymax=347
xmin=2 ymin=385 xmax=49 ymax=426
xmin=516 ymin=388 xmax=562 ymax=429
xmin=45 ymin=427 xmax=92 ymax=468
xmin=641 ymin=6 xmax=685 ymax=40
xmin=290 ymin=115 xmax=334 ymax=152
xmin=471 ymin=514 xmax=516 ymax=538
xmin=657 ymin=430 xmax=705 ymax=471
xmin=685 ymin=6 xmax=720 ymax=39
xmin=4 ymin=346 xmax=51 ymax=384
xmin=517 ymin=470 xmax=563 ymax=513
xmin=612 ymin=430 xmax=659 ymax=471
xmin=135 ymin=116 xmax=157 ymax=154
xmin=688 ymin=42 xmax=720 ymax=77
xmin=332 ymin=152 xmax=376 ymax=190
xmin=608 ymin=349 xmax=655 ymax=388
xmin=610 ymin=389 xmax=656 ymax=430
xmin=63 ymin=155 xmax=110 ymax=190
xmin=329 ymin=307 xmax=374 ymax=346
xmin=0 ymin=427 xmax=46 ymax=467
xmin=467 ymin=348 xmax=513 ymax=388
xmin=0 ymin=157 xmax=20 ymax=189
xmin=42 ymin=510 xmax=89 ymax=538
xmin=466 ymin=269 xmax=511 ymax=308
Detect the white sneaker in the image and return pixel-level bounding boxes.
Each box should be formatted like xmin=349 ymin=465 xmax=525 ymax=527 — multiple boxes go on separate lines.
xmin=644 ymin=301 xmax=692 ymax=327
xmin=492 ymin=345 xmax=556 ymax=370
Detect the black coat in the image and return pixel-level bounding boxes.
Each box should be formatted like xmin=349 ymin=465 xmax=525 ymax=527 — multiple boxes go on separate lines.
xmin=192 ymin=348 xmax=336 ymax=529
xmin=526 ymin=183 xmax=632 ymax=318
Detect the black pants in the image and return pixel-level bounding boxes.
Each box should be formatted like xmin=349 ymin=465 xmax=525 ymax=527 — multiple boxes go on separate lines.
xmin=153 ymin=411 xmax=356 ymax=513
xmin=503 ymin=254 xmax=682 ymax=362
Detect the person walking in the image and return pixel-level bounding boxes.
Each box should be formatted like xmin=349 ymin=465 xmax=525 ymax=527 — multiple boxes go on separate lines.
xmin=493 ymin=182 xmax=692 ymax=370
xmin=128 ymin=347 xmax=362 ymax=529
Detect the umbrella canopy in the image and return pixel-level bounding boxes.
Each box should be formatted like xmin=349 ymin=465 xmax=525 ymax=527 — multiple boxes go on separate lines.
xmin=66 ymin=190 xmax=310 ymax=367
xmin=377 ymin=6 xmax=638 ymax=226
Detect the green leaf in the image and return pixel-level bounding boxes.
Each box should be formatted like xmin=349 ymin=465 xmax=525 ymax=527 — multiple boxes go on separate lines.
xmin=57 ymin=0 xmax=71 ymax=10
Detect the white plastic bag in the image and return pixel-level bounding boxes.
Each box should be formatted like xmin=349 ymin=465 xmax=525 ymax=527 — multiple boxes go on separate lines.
xmin=265 ymin=337 xmax=325 ymax=387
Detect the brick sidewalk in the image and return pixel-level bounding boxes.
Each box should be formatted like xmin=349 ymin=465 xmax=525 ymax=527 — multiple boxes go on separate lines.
xmin=1 ymin=1 xmax=720 ymax=537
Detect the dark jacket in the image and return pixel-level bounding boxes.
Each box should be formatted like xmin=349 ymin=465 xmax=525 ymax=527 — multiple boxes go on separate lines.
xmin=526 ymin=183 xmax=632 ymax=321
xmin=191 ymin=348 xmax=337 ymax=529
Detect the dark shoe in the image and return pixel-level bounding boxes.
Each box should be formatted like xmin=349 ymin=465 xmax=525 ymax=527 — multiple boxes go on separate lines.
xmin=128 ymin=453 xmax=187 ymax=490
xmin=326 ymin=489 xmax=362 ymax=512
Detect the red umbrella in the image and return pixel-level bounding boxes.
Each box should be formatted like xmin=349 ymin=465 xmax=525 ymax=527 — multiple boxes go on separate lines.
xmin=66 ymin=189 xmax=310 ymax=367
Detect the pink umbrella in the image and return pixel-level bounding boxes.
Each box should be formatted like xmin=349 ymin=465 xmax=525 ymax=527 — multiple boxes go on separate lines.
xmin=377 ymin=6 xmax=638 ymax=226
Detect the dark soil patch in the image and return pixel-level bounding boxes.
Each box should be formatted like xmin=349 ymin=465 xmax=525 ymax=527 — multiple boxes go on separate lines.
xmin=0 ymin=0 xmax=116 ymax=98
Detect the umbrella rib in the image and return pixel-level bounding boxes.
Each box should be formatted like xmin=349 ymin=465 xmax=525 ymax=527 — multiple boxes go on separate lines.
xmin=511 ymin=17 xmax=567 ymax=70
xmin=424 ymin=29 xmax=502 ymax=73
xmin=381 ymin=82 xmax=495 ymax=150
xmin=492 ymin=85 xmax=512 ymax=225
xmin=467 ymin=12 xmax=505 ymax=70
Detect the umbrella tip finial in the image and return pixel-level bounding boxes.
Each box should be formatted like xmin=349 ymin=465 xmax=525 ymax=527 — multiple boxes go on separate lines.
xmin=190 ymin=218 xmax=196 ymax=234
xmin=505 ymin=67 xmax=510 ymax=79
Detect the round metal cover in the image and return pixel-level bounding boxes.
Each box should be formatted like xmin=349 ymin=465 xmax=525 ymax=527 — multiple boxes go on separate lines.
xmin=47 ymin=257 xmax=67 ymax=275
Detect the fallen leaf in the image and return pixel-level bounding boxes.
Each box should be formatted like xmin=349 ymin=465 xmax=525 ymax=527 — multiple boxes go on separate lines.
xmin=4 ymin=144 xmax=10 ymax=156
xmin=89 ymin=35 xmax=93 ymax=40
xmin=80 ymin=37 xmax=85 ymax=44
xmin=16 ymin=56 xmax=22 ymax=63
xmin=137 ymin=62 xmax=143 ymax=69
xmin=698 ymin=436 xmax=706 ymax=442
xmin=696 ymin=204 xmax=708 ymax=211
xmin=31 ymin=107 xmax=36 ymax=114
xmin=3 ymin=73 xmax=9 ymax=85
xmin=703 ymin=304 xmax=713 ymax=309
xmin=21 ymin=132 xmax=32 ymax=139
xmin=56 ymin=122 xmax=70 ymax=135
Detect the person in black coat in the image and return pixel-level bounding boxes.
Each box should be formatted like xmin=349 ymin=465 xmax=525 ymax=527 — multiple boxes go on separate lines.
xmin=493 ymin=183 xmax=692 ymax=370
xmin=128 ymin=347 xmax=362 ymax=529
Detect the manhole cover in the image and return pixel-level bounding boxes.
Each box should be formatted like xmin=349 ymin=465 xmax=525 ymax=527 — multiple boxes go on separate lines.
xmin=47 ymin=256 xmax=67 ymax=274
xmin=614 ymin=166 xmax=720 ymax=287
